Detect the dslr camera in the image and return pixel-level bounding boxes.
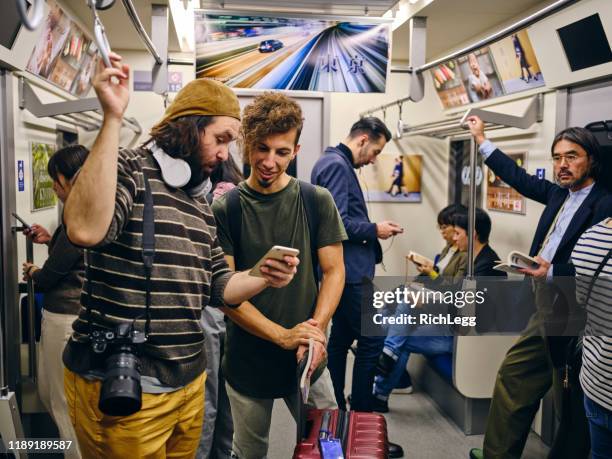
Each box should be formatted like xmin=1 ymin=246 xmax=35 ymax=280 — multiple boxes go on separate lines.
xmin=89 ymin=321 xmax=146 ymax=416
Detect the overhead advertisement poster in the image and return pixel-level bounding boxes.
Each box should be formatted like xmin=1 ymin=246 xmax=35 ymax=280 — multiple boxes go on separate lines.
xmin=489 ymin=29 xmax=545 ymax=94
xmin=26 ymin=0 xmax=99 ymax=97
xmin=431 ymin=59 xmax=470 ymax=109
xmin=195 ymin=11 xmax=391 ymax=92
xmin=456 ymin=47 xmax=505 ymax=103
xmin=431 ymin=28 xmax=545 ymax=108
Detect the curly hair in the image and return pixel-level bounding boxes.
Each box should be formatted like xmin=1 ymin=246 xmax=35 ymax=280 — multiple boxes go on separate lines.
xmin=149 ymin=115 xmax=215 ymax=160
xmin=241 ymin=92 xmax=303 ymax=165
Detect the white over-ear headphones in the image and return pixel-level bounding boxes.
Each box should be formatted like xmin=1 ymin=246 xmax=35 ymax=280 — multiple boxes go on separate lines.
xmin=150 ymin=142 xmax=191 ymax=188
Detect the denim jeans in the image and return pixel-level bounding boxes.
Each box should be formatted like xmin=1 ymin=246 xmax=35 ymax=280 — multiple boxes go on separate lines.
xmin=374 ymin=326 xmax=453 ymax=400
xmin=327 ymin=283 xmax=385 ymax=411
xmin=584 ymin=395 xmax=612 ymax=459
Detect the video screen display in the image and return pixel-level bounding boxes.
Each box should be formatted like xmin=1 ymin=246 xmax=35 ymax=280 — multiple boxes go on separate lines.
xmin=195 ymin=12 xmax=391 ymax=93
xmin=558 ymin=14 xmax=612 ymax=72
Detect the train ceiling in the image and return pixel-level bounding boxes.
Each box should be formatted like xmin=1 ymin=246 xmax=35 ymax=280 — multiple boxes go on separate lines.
xmin=64 ymin=0 xmax=560 ymax=63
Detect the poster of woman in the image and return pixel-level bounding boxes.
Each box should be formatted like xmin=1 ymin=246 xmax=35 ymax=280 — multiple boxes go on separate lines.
xmin=489 ymin=29 xmax=545 ymax=94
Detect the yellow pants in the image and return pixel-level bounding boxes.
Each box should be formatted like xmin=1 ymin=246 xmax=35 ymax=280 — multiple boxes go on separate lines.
xmin=64 ymin=368 xmax=206 ymax=459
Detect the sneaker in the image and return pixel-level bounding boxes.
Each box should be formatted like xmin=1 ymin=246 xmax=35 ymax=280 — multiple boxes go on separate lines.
xmin=371 ymin=396 xmax=389 ymax=413
xmin=376 ymin=353 xmax=396 ymax=377
xmin=469 ymin=448 xmax=483 ymax=459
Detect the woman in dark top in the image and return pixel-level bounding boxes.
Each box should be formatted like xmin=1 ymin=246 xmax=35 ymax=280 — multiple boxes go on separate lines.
xmin=22 ymin=145 xmax=88 ymax=459
xmin=452 ymin=208 xmax=507 ymax=278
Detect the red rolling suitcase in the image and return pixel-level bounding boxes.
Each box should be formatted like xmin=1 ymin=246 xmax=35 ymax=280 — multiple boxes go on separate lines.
xmin=293 ymin=408 xmax=388 ymax=458
xmin=293 ymin=347 xmax=388 ymax=458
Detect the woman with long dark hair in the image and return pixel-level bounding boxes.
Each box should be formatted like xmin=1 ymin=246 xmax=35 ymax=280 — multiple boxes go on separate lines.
xmin=22 ymin=144 xmax=89 ymax=459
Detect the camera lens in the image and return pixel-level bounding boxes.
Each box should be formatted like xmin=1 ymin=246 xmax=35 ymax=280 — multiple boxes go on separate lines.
xmin=98 ymin=349 xmax=142 ymax=416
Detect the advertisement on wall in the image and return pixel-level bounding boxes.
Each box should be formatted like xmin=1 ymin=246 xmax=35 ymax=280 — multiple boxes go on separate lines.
xmin=195 ymin=11 xmax=390 ymax=92
xmin=486 ymin=152 xmax=526 ymax=214
xmin=361 ymin=154 xmax=422 ymax=202
xmin=431 ymin=28 xmax=545 ymax=108
xmin=431 ymin=59 xmax=470 ymax=109
xmin=489 ymin=29 xmax=545 ymax=94
xmin=30 ymin=142 xmax=57 ymax=211
xmin=457 ymin=47 xmax=505 ymax=103
xmin=26 ymin=0 xmax=99 ymax=97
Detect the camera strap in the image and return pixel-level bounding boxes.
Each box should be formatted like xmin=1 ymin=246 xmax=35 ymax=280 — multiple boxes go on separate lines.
xmin=142 ymin=172 xmax=155 ymax=337
xmin=85 ymin=169 xmax=156 ymax=338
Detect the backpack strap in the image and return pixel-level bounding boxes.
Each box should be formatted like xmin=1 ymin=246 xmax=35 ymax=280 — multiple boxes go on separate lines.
xmin=225 ymin=187 xmax=244 ymax=270
xmin=298 ymin=180 xmax=320 ymax=287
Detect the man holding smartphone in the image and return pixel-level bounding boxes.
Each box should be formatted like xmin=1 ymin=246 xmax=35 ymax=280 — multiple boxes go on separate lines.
xmin=312 ymin=117 xmax=404 ymax=458
xmin=62 ymin=53 xmax=299 ymax=458
xmin=212 ymin=92 xmax=347 ymax=459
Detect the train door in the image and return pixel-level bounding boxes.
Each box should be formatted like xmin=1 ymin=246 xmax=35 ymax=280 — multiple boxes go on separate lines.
xmin=0 ymin=67 xmax=71 ymax=445
xmin=236 ymin=92 xmax=329 ymax=180
xmin=0 ymin=67 xmax=29 ymax=455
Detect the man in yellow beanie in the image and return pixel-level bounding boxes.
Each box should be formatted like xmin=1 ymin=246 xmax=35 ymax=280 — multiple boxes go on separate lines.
xmin=62 ymin=52 xmax=302 ymax=458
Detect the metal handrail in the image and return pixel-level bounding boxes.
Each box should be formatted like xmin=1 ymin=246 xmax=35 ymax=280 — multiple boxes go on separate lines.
xmin=121 ymin=0 xmax=163 ymax=65
xmin=88 ymin=0 xmax=113 ymax=68
xmin=16 ymin=0 xmax=45 ymax=31
xmin=25 ymin=238 xmax=36 ymax=381
xmin=11 ymin=218 xmax=37 ymax=382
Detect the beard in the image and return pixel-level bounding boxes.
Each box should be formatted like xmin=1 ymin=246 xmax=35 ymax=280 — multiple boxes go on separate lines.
xmin=555 ymin=171 xmax=589 ymax=189
xmin=184 ymin=154 xmax=210 ymax=189
xmin=257 ymin=178 xmax=272 ymax=188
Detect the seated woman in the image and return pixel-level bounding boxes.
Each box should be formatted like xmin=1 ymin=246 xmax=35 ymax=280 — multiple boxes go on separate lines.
xmin=414 ymin=204 xmax=467 ymax=283
xmin=372 ymin=208 xmax=505 ymax=413
xmin=373 ymin=205 xmax=467 ymax=411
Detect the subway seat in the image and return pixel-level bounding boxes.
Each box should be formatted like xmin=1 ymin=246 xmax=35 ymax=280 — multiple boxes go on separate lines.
xmin=410 ymin=335 xmax=517 ymax=435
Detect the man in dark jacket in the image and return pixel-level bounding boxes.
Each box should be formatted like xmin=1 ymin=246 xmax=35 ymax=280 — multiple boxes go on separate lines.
xmin=312 ymin=117 xmax=404 ymax=457
xmin=467 ymin=115 xmax=612 ymax=459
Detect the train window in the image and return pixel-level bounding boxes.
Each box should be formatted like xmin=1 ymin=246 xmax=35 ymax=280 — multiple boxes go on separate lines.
xmin=557 ymin=14 xmax=612 ymax=72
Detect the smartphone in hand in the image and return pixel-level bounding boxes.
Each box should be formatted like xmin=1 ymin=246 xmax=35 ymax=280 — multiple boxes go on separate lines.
xmin=12 ymin=212 xmax=31 ymax=230
xmin=249 ymin=245 xmax=300 ymax=278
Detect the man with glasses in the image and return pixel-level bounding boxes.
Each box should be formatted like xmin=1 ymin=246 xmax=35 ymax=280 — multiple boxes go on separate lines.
xmin=466 ymin=116 xmax=612 ymax=459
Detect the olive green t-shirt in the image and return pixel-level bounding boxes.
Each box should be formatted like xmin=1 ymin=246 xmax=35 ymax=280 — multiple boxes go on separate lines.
xmin=212 ymin=178 xmax=347 ymax=398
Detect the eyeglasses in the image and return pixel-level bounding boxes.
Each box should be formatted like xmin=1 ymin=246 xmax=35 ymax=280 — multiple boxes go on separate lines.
xmin=551 ymin=153 xmax=586 ymax=164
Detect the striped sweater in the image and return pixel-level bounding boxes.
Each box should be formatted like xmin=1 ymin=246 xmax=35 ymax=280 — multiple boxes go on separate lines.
xmin=63 ymin=147 xmax=234 ymax=387
xmin=573 ymin=218 xmax=612 ymax=411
